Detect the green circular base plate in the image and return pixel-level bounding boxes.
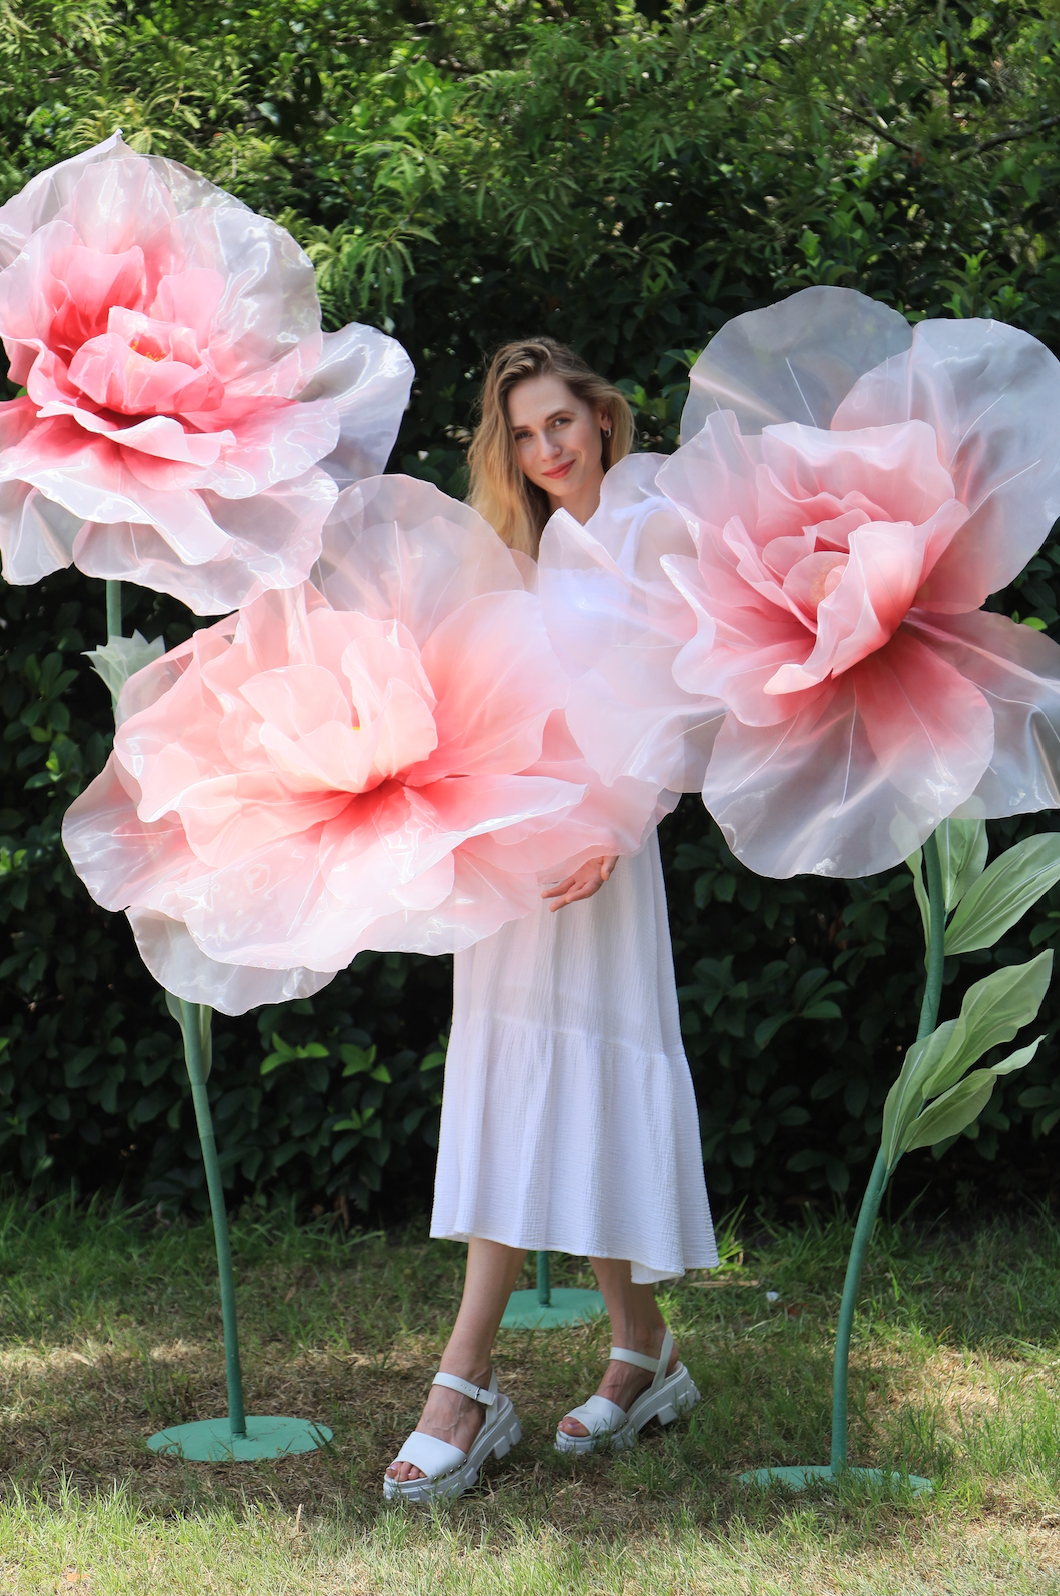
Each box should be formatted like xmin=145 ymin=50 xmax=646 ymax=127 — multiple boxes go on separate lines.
xmin=500 ymin=1287 xmax=606 ymax=1329
xmin=740 ymin=1463 xmax=932 ymax=1495
xmin=147 ymin=1416 xmax=332 ymax=1462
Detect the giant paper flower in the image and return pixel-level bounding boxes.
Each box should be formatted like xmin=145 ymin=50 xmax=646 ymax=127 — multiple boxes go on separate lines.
xmin=0 ymin=133 xmax=412 ymax=613
xmin=62 ymin=476 xmax=660 ymax=1013
xmin=652 ymin=286 xmax=1060 ymax=878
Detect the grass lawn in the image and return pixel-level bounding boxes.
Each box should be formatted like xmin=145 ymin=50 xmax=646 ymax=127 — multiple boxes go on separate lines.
xmin=0 ymin=1196 xmax=1056 ymax=1592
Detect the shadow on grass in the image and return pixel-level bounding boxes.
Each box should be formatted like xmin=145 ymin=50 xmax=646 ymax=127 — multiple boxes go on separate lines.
xmin=0 ymin=1194 xmax=1057 ymax=1549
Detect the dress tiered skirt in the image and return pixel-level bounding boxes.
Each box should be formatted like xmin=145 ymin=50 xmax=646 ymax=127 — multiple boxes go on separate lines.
xmin=430 ymin=833 xmax=717 ymax=1284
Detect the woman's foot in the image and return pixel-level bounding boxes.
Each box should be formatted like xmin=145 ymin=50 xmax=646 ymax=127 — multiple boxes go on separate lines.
xmin=386 ymin=1365 xmax=492 ymax=1484
xmin=557 ymin=1331 xmax=679 ymax=1440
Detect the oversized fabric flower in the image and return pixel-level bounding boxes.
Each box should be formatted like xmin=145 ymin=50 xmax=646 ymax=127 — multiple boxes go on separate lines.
xmin=62 ymin=475 xmax=660 ymax=1013
xmin=654 ymin=286 xmax=1060 ymax=878
xmin=0 ymin=133 xmax=412 ymax=613
xmin=538 ymin=451 xmax=725 ymax=794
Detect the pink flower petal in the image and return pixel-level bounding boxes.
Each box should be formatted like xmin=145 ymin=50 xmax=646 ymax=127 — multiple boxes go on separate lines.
xmin=833 ymin=317 xmax=1060 ymax=609
xmin=0 ymin=135 xmax=412 ymax=612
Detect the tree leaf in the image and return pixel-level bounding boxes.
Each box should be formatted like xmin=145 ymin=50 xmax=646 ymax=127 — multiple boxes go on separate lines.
xmin=935 ymin=817 xmax=988 ymax=912
xmin=945 ymin=836 xmax=1060 ymax=954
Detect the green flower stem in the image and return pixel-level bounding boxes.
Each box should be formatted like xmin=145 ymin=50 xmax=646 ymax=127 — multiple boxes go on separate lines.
xmin=180 ymin=999 xmax=247 ymax=1439
xmin=536 ymin=1251 xmax=551 ymax=1307
xmin=829 ymin=828 xmax=946 ymax=1471
xmin=105 ymin=580 xmax=122 ymax=641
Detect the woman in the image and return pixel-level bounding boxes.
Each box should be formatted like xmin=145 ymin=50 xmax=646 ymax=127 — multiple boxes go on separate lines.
xmin=384 ymin=338 xmax=717 ymax=1501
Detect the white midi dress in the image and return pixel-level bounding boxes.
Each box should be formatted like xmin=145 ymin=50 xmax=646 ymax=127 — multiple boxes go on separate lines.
xmin=430 ymin=832 xmax=718 ymax=1283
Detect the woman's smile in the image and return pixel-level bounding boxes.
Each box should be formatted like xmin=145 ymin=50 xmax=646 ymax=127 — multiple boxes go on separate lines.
xmin=506 ymin=371 xmax=611 ymax=524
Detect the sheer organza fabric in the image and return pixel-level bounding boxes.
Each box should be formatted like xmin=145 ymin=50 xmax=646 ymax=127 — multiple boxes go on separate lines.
xmin=0 ymin=133 xmax=412 ymax=613
xmin=544 ymin=287 xmax=1060 ymax=879
xmin=63 ymin=475 xmax=661 ymax=1013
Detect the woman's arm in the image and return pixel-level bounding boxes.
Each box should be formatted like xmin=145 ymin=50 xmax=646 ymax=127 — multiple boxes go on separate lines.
xmin=541 ymin=855 xmax=619 ymax=911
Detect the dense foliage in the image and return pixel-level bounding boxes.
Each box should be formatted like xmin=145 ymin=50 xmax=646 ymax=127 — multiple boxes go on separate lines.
xmin=3 ymin=0 xmax=1060 ymax=1215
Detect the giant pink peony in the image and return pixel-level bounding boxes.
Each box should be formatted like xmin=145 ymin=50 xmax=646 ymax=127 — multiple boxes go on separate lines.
xmin=0 ymin=134 xmax=412 ymax=613
xmin=644 ymin=287 xmax=1060 ymax=878
xmin=62 ymin=475 xmax=661 ymax=1013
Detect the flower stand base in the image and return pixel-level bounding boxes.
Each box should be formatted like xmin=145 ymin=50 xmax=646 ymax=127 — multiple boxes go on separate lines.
xmin=740 ymin=1463 xmax=932 ymax=1495
xmin=501 ymin=1287 xmax=606 ymax=1329
xmin=147 ymin=1416 xmax=332 ymax=1462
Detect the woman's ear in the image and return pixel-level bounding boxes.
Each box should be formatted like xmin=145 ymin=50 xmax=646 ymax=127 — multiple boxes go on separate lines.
xmin=599 ymin=407 xmax=613 ymax=438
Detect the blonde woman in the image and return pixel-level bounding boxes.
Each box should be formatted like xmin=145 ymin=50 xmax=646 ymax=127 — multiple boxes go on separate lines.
xmin=384 ymin=338 xmax=717 ymax=1502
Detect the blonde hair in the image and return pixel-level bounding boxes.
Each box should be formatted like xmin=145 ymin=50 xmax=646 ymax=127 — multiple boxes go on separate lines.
xmin=467 ymin=337 xmax=635 ymax=556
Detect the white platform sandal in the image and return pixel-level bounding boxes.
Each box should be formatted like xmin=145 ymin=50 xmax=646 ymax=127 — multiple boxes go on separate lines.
xmin=383 ymin=1369 xmax=522 ymax=1503
xmin=554 ymin=1329 xmax=700 ymax=1455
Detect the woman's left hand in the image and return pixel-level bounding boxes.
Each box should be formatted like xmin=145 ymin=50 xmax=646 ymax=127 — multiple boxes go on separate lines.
xmin=541 ymin=856 xmax=619 ymax=912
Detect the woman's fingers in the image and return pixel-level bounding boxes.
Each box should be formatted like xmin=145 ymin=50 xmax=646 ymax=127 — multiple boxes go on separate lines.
xmin=543 ymin=856 xmax=619 ymax=910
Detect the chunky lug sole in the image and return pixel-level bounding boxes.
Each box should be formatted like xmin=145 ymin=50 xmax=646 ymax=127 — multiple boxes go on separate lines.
xmin=384 ymin=1395 xmax=523 ymax=1503
xmin=554 ymin=1362 xmax=701 ymax=1455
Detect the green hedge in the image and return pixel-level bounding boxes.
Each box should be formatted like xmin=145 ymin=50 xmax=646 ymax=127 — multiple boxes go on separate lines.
xmin=3 ymin=0 xmax=1060 ymax=1213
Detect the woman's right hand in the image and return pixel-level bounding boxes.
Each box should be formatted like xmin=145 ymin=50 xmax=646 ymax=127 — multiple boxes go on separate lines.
xmin=541 ymin=855 xmax=618 ymax=911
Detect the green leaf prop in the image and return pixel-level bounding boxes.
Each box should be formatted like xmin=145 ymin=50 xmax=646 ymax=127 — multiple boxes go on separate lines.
xmin=945 ymin=836 xmax=1060 ymax=954
xmin=83 ymin=631 xmax=164 ymax=705
xmin=935 ymin=817 xmax=988 ymax=912
xmin=880 ymin=953 xmax=1051 ymax=1171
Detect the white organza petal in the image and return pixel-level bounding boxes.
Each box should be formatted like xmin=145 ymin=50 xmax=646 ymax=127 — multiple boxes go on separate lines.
xmin=128 ymin=907 xmax=335 ymax=1017
xmin=0 ymin=480 xmax=81 ymax=583
xmin=70 ymin=470 xmax=333 ymax=614
xmin=681 ymin=286 xmax=912 ymax=443
xmin=834 ymin=318 xmax=1060 ymax=608
xmin=538 ymin=452 xmax=725 ymax=791
xmin=317 ymin=475 xmax=524 ymax=642
xmin=298 ymin=322 xmax=414 ymax=487
xmin=0 ymin=134 xmax=232 ymax=267
xmin=908 ymin=609 xmax=1060 ymax=819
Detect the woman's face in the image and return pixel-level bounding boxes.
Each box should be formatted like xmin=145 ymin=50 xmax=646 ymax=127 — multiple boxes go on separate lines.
xmin=507 ymin=374 xmax=610 ymax=517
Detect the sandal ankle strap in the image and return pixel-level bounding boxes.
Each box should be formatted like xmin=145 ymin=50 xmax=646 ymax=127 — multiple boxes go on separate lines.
xmin=609 ymin=1329 xmax=674 ymax=1387
xmin=432 ymin=1369 xmax=498 ymax=1407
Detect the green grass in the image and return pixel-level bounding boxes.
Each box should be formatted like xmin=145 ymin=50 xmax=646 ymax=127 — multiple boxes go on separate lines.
xmin=0 ymin=1196 xmax=1057 ymax=1592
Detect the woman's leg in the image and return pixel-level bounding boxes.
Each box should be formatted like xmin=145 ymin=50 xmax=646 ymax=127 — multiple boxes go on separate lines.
xmin=557 ymin=1257 xmax=679 ymax=1439
xmin=387 ymin=1237 xmax=526 ymax=1483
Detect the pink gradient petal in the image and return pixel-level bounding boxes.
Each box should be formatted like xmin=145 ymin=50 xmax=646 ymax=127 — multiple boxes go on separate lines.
xmin=833 ymin=317 xmax=1060 ymax=609
xmin=410 ymin=591 xmax=568 ymax=782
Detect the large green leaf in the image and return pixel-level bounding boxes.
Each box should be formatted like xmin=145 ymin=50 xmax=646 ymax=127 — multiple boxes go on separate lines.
xmin=945 ymin=837 xmax=1060 ymax=954
xmin=922 ymin=953 xmax=1052 ymax=1097
xmin=935 ymin=817 xmax=988 ymax=912
xmin=881 ymin=1019 xmax=958 ymax=1171
xmin=902 ymin=1069 xmax=998 ymax=1153
xmin=905 ymin=847 xmax=931 ymax=950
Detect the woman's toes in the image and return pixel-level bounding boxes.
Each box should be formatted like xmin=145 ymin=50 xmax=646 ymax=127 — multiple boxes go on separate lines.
xmin=558 ymin=1416 xmax=589 ymax=1437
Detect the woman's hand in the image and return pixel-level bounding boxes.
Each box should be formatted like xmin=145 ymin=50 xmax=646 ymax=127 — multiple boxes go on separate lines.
xmin=541 ymin=855 xmax=619 ymax=912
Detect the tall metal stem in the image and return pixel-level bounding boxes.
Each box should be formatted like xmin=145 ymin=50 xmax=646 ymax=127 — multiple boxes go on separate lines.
xmin=180 ymin=1000 xmax=247 ymax=1439
xmin=829 ymin=829 xmax=945 ymax=1470
xmin=105 ymin=579 xmax=122 ymax=640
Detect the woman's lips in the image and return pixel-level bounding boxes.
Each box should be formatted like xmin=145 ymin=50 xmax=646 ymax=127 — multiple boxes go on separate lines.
xmin=542 ymin=459 xmax=574 ymax=481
